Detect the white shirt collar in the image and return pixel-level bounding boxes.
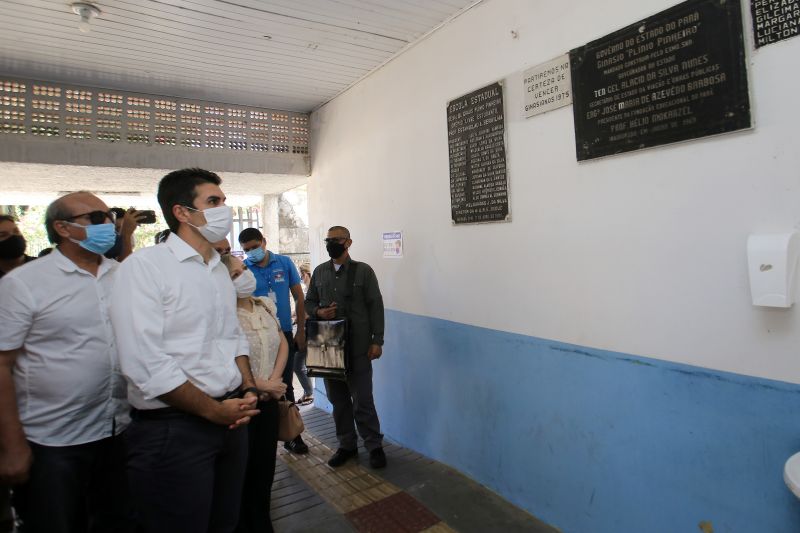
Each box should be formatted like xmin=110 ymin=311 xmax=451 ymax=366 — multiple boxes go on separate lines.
xmin=165 ymin=233 xmax=220 ymax=268
xmin=53 ymin=246 xmax=115 ymax=278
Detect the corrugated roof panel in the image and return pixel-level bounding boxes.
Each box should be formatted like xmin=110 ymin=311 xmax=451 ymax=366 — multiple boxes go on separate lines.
xmin=0 ymin=0 xmax=479 ymax=111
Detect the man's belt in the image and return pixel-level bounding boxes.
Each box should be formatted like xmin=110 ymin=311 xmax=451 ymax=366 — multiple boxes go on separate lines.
xmin=131 ymin=388 xmax=243 ymax=419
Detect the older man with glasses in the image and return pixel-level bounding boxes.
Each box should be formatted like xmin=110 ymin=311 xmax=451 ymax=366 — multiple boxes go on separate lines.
xmin=304 ymin=225 xmax=387 ymax=469
xmin=0 ymin=191 xmax=131 ymax=533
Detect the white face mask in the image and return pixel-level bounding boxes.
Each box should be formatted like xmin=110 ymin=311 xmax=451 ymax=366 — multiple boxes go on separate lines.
xmin=184 ymin=205 xmax=232 ymax=243
xmin=233 ymin=269 xmax=257 ymax=298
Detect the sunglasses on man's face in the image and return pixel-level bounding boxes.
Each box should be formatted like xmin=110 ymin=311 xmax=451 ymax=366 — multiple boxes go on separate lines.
xmin=324 ymin=237 xmax=347 ymax=244
xmin=64 ymin=210 xmax=116 ymax=225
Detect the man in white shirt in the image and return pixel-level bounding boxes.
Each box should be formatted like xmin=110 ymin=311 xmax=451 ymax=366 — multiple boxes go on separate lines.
xmin=110 ymin=168 xmax=259 ymax=533
xmin=0 ymin=192 xmax=129 ymax=533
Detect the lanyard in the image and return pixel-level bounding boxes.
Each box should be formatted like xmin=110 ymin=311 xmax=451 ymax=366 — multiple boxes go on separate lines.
xmin=258 ymin=262 xmax=278 ymax=302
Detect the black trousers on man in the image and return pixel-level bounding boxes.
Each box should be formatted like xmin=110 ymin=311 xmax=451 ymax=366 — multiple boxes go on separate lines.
xmin=324 ymin=354 xmax=384 ymax=452
xmin=126 ymin=410 xmax=248 ymax=533
xmin=0 ymin=485 xmax=12 ymax=532
xmin=13 ymin=434 xmax=130 ymax=533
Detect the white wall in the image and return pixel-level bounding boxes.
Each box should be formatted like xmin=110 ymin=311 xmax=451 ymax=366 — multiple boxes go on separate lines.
xmin=309 ymin=0 xmax=800 ymax=383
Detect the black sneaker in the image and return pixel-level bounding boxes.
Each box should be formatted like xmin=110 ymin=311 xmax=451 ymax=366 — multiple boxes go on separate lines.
xmin=369 ymin=447 xmax=387 ymax=469
xmin=327 ymin=448 xmax=357 ymax=467
xmin=284 ymin=435 xmax=309 ymax=454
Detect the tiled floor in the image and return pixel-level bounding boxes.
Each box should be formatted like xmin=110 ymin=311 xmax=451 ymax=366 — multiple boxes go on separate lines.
xmin=272 ymin=403 xmax=558 ymax=533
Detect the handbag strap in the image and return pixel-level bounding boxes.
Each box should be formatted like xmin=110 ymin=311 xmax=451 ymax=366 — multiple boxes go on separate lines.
xmin=279 ymin=394 xmax=292 ymax=403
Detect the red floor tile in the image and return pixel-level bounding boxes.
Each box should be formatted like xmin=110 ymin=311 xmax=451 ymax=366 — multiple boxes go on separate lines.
xmin=345 ymin=491 xmax=441 ymax=533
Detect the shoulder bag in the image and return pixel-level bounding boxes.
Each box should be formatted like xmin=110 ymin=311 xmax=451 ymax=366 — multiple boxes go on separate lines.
xmin=306 ymin=261 xmax=359 ymax=381
xmin=277 ymin=395 xmax=305 ymax=441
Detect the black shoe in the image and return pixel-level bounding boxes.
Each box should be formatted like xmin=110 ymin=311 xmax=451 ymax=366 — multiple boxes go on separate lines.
xmin=284 ymin=435 xmax=309 ymax=454
xmin=327 ymin=448 xmax=357 ymax=467
xmin=369 ymin=447 xmax=387 ymax=469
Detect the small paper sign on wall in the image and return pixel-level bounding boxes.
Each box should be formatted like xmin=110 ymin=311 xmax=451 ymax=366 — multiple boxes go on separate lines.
xmin=523 ymin=54 xmax=572 ymax=118
xmin=382 ymin=231 xmax=403 ymax=258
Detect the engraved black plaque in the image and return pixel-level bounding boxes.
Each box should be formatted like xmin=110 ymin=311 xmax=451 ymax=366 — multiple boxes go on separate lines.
xmin=447 ymin=82 xmax=509 ymax=225
xmin=751 ymin=0 xmax=799 ymax=48
xmin=570 ymin=0 xmax=751 ymax=161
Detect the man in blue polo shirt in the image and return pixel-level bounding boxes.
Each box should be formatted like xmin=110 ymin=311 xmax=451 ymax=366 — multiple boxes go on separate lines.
xmin=239 ymin=228 xmax=309 ymax=454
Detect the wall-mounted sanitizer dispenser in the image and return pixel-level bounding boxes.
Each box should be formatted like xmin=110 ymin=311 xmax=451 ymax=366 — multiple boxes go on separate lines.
xmin=747 ymin=233 xmax=800 ymax=308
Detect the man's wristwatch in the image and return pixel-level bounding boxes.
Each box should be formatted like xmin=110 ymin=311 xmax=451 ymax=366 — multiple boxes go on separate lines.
xmin=241 ymin=387 xmax=260 ymax=397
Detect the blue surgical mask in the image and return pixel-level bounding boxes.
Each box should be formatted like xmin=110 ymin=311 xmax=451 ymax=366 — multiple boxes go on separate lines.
xmin=246 ymin=247 xmax=266 ymax=263
xmin=67 ymin=222 xmax=117 ymax=255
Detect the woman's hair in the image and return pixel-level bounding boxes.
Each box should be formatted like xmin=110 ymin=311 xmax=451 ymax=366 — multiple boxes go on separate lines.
xmin=219 ymin=252 xmax=233 ymax=271
xmin=154 ymin=229 xmax=171 ymax=244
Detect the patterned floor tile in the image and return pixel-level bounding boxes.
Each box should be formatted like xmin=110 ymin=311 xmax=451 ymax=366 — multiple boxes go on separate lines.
xmin=345 ymin=491 xmax=442 ymax=533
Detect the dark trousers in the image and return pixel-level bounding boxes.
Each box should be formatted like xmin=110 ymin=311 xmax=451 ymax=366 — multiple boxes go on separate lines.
xmin=236 ymin=400 xmax=279 ymax=533
xmin=126 ymin=411 xmax=248 ymax=533
xmin=13 ymin=434 xmax=130 ymax=533
xmin=0 ymin=486 xmax=12 ymax=532
xmin=281 ymin=330 xmax=296 ymax=404
xmin=324 ymin=355 xmax=384 ymax=452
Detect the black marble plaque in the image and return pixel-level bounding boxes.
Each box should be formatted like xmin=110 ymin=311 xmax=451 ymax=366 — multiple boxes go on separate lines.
xmin=447 ymin=82 xmax=509 ymax=224
xmin=570 ymin=0 xmax=751 ymax=161
xmin=751 ymin=0 xmax=800 ymax=48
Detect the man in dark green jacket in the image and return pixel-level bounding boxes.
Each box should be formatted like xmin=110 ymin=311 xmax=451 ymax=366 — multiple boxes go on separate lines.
xmin=304 ymin=225 xmax=387 ymax=469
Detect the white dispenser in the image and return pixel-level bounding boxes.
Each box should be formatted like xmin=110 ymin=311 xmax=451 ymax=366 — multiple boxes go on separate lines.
xmin=747 ymin=232 xmax=800 ymax=308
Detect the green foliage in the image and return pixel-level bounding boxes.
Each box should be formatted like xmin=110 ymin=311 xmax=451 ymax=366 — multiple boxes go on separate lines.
xmin=131 ymin=214 xmax=169 ymax=249
xmin=14 ymin=205 xmax=50 ymax=256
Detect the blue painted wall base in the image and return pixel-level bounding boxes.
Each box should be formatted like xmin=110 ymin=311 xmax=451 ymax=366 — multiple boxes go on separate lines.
xmin=312 ymin=309 xmax=800 ymax=532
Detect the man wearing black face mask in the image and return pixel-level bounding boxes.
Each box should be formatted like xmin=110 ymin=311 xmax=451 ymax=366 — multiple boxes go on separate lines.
xmin=0 ymin=215 xmax=33 ymax=533
xmin=304 ymin=226 xmax=387 ymax=469
xmin=0 ymin=215 xmax=35 ymax=279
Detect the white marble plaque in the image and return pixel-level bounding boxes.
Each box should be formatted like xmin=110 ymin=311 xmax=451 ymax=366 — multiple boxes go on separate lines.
xmin=523 ymin=54 xmax=572 ymax=118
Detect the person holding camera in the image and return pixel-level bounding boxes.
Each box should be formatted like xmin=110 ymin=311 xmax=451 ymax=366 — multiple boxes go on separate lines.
xmin=105 ymin=207 xmax=155 ymax=262
xmin=304 ymin=225 xmax=386 ymax=469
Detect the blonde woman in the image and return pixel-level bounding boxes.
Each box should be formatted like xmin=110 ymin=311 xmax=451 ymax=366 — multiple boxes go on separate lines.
xmin=222 ymin=254 xmax=287 ymax=533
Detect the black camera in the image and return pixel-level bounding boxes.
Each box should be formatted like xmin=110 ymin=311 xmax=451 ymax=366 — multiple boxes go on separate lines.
xmin=138 ymin=210 xmax=157 ymax=224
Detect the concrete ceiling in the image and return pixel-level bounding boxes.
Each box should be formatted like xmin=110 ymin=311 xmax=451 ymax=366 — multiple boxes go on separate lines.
xmin=0 ymin=0 xmax=480 ymax=112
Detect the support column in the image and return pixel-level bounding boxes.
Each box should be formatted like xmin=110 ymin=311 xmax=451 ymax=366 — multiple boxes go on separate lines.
xmin=261 ymin=194 xmax=280 ymax=251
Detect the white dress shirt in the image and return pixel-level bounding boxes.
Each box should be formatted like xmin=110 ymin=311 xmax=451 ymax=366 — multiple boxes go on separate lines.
xmin=110 ymin=234 xmax=248 ymax=410
xmin=0 ymin=249 xmax=126 ymax=446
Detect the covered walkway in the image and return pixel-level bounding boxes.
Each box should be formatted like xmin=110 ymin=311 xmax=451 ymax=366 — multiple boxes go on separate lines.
xmin=272 ymin=404 xmax=557 ymax=533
